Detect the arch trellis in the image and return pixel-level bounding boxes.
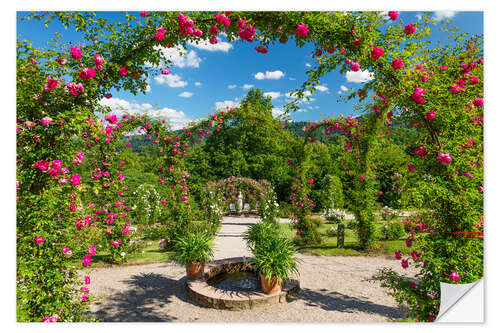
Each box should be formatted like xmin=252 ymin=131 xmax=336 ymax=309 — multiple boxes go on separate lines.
xmin=203 ymin=176 xmax=278 ymax=216
xmin=17 ymin=10 xmax=483 ymax=322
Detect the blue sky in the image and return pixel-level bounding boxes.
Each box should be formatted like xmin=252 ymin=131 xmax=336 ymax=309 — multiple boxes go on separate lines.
xmin=16 ymin=11 xmax=483 ymax=129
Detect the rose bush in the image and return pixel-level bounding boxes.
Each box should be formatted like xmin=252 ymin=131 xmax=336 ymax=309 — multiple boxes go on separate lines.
xmin=17 ymin=11 xmax=482 ymax=322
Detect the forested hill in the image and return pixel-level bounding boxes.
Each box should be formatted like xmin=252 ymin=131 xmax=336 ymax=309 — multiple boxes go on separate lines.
xmin=124 ymin=119 xmax=417 ymax=154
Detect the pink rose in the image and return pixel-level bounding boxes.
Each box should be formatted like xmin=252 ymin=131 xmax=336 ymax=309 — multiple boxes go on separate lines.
xmin=93 ymin=54 xmax=104 ymax=70
xmin=392 ymin=58 xmax=403 ymax=70
xmin=425 ymin=110 xmax=436 ymax=120
xmin=71 ymin=174 xmax=81 ymax=186
xmin=411 ymin=87 xmax=426 ymax=104
xmin=388 ymin=11 xmax=399 ymax=20
xmin=450 ymin=271 xmax=461 ymax=281
xmin=35 ymin=237 xmax=45 ymax=245
xmin=404 ymin=23 xmax=417 ymax=35
xmin=438 ymin=152 xmax=453 ymax=164
xmin=371 ymin=46 xmax=384 ymax=59
xmin=46 ymin=77 xmax=59 ymax=90
xmin=119 ymin=66 xmax=128 ymax=76
xmin=88 ymin=246 xmax=96 ymax=256
xmin=41 ymin=117 xmax=53 ymax=126
xmin=473 ymin=98 xmax=483 ymax=107
xmin=34 ymin=160 xmax=50 ymax=171
xmin=70 ymin=46 xmax=82 ymax=59
xmin=296 ymin=23 xmax=309 ymax=37
xmin=82 ymin=256 xmax=92 ymax=266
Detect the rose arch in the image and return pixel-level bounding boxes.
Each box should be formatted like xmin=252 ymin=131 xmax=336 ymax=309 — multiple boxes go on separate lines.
xmin=203 ymin=176 xmax=279 ymax=219
xmin=17 ymin=11 xmax=483 ymax=322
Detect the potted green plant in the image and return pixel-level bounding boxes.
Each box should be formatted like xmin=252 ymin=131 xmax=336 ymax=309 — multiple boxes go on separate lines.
xmin=243 ymin=221 xmax=280 ymax=252
xmin=173 ymin=232 xmax=215 ymax=280
xmin=250 ymin=235 xmax=299 ymax=295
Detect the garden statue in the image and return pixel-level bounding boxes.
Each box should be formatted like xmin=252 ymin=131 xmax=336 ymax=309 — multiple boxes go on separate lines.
xmin=237 ymin=191 xmax=243 ymax=213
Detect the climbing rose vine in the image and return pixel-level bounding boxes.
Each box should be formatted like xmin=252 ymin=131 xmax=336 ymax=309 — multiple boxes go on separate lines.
xmin=17 ymin=10 xmax=482 ymax=322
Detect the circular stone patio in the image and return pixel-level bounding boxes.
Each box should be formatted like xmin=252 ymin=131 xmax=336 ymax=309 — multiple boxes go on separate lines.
xmin=82 ymin=216 xmax=415 ymax=322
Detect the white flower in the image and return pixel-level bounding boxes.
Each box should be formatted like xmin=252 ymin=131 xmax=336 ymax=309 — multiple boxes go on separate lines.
xmin=120 ymin=252 xmax=126 ymax=257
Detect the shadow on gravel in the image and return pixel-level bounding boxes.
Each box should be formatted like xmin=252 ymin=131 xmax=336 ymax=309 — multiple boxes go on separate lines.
xmin=90 ymin=273 xmax=194 ymax=322
xmin=292 ymin=288 xmax=406 ymax=320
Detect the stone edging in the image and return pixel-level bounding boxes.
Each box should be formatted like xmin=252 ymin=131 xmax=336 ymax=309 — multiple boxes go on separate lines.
xmin=186 ymin=257 xmax=300 ymax=310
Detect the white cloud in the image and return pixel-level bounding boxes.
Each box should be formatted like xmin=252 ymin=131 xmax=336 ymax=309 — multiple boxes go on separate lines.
xmin=286 ymin=91 xmax=312 ymax=98
xmin=433 ymin=11 xmax=456 ymax=21
xmin=188 ymin=40 xmax=233 ymax=52
xmin=308 ymin=106 xmax=320 ymax=110
xmin=316 ymin=85 xmax=329 ymax=92
xmin=271 ymin=107 xmax=284 ymax=118
xmin=289 ymin=77 xmax=296 ymax=81
xmin=254 ymin=70 xmax=285 ymax=80
xmin=346 ymin=70 xmax=374 ymax=83
xmin=297 ymin=109 xmax=307 ymax=113
xmin=301 ymin=98 xmax=316 ymax=104
xmin=154 ymin=74 xmax=188 ymax=88
xmin=285 ymin=91 xmax=316 ymax=104
xmin=195 ymin=82 xmax=202 ymax=87
xmin=338 ymin=91 xmax=342 ymax=94
xmin=263 ymin=91 xmax=282 ymax=99
xmin=148 ymin=45 xmax=201 ymax=69
xmin=215 ymin=100 xmax=240 ymax=110
xmin=416 ymin=13 xmax=423 ymax=21
xmin=228 ymin=84 xmax=237 ymax=89
xmin=178 ymin=92 xmax=193 ymax=98
xmin=146 ymin=84 xmax=151 ymax=93
xmin=305 ymin=63 xmax=312 ymax=68
xmin=99 ymin=97 xmax=192 ymax=130
xmin=340 ymin=85 xmax=348 ymax=91
xmin=243 ymin=84 xmax=254 ymax=90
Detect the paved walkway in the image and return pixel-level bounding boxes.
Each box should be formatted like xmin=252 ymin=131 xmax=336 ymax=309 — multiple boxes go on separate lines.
xmin=82 ymin=216 xmax=415 ymax=322
xmin=213 ymin=216 xmax=258 ymax=259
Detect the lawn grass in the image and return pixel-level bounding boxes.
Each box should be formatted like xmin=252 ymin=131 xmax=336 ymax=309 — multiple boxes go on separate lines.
xmin=278 ymin=217 xmax=411 ymax=257
xmin=74 ymin=242 xmax=175 ymax=270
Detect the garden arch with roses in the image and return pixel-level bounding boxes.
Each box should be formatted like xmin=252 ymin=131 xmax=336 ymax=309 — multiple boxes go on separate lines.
xmin=17 ymin=11 xmax=483 ymax=322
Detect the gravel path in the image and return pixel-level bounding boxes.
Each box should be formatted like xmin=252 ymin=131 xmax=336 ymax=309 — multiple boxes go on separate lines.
xmin=82 ymin=216 xmax=413 ymax=322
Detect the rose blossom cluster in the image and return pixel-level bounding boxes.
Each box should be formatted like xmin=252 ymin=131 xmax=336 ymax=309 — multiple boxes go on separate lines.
xmin=411 ymin=87 xmax=426 ymax=104
xmin=66 ymin=82 xmax=84 ymax=96
xmin=177 ymin=13 xmax=202 ymax=37
xmin=296 ymin=23 xmax=309 ymax=37
xmin=438 ymin=152 xmax=453 ymax=164
xmin=239 ymin=24 xmax=256 ymax=42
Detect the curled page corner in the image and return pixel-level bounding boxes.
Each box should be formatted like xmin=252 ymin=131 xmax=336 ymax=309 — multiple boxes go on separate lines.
xmin=436 ymin=278 xmax=484 ymax=322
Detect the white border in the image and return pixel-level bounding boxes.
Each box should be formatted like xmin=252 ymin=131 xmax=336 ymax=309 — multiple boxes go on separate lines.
xmin=4 ymin=0 xmax=498 ymax=332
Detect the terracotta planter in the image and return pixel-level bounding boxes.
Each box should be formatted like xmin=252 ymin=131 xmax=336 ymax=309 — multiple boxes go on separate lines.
xmin=186 ymin=261 xmax=204 ymax=279
xmin=260 ymin=274 xmax=281 ymax=294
